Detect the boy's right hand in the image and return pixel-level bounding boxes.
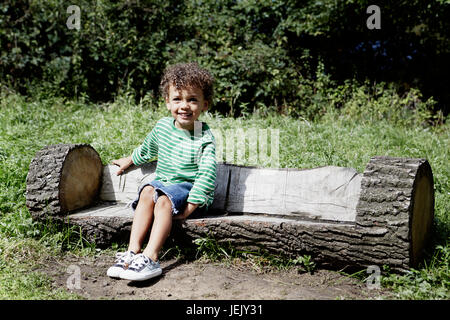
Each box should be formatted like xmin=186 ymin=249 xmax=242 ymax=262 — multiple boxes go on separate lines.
xmin=111 ymin=156 xmax=133 ymax=176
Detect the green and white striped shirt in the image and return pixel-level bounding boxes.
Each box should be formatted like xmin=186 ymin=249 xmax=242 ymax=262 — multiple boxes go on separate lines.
xmin=132 ymin=117 xmax=217 ymax=209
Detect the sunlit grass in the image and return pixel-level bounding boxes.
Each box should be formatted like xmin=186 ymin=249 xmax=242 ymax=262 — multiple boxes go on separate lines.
xmin=0 ymin=90 xmax=448 ymax=299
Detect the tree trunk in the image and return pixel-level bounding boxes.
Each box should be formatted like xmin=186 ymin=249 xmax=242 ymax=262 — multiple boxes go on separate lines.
xmin=356 ymin=156 xmax=434 ymax=268
xmin=26 ymin=144 xmax=102 ymax=220
xmin=26 ymin=144 xmax=435 ymax=271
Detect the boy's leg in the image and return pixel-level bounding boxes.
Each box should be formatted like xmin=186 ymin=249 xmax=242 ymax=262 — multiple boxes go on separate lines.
xmin=142 ymin=194 xmax=173 ymax=262
xmin=128 ymin=186 xmax=156 ymax=254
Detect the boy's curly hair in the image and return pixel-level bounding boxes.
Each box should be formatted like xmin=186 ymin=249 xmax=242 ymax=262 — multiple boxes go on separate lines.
xmin=159 ymin=62 xmax=214 ymax=105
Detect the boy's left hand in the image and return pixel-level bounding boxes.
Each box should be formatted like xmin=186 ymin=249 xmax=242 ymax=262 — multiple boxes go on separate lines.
xmin=173 ymin=202 xmax=199 ymax=220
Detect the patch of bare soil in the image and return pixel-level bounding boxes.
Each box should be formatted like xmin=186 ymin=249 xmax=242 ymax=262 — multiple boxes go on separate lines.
xmin=41 ymin=252 xmax=391 ymax=300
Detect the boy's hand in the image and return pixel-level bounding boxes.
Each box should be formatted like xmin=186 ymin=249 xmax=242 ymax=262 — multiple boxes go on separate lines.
xmin=111 ymin=156 xmax=133 ymax=175
xmin=173 ymin=202 xmax=199 ymax=220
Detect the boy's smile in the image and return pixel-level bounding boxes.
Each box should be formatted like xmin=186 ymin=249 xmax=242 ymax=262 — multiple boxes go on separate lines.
xmin=166 ymin=85 xmax=209 ymax=131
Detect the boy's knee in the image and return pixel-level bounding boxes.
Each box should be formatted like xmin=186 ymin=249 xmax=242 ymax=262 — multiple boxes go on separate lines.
xmin=139 ymin=185 xmax=155 ymax=202
xmin=155 ymin=195 xmax=172 ymax=211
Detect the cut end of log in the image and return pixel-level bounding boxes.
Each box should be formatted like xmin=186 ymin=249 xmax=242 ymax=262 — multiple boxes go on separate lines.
xmin=26 ymin=144 xmax=102 ymax=218
xmin=59 ymin=145 xmax=103 ymax=213
xmin=410 ymin=161 xmax=434 ymax=267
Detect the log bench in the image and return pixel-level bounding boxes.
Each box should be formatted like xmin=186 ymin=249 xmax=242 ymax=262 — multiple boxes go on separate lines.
xmin=26 ymin=144 xmax=435 ymax=271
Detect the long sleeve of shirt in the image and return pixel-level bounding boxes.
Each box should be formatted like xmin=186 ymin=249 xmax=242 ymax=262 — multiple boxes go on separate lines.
xmin=131 ymin=124 xmax=159 ymax=165
xmin=186 ymin=137 xmax=217 ymax=208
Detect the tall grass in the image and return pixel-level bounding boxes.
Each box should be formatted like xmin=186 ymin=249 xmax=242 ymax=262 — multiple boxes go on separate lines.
xmin=0 ymin=88 xmax=448 ymax=299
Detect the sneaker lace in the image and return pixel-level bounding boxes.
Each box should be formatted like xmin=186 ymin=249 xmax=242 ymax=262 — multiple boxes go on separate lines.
xmin=115 ymin=251 xmax=135 ymax=264
xmin=115 ymin=251 xmax=125 ymax=259
xmin=129 ymin=254 xmax=150 ymax=269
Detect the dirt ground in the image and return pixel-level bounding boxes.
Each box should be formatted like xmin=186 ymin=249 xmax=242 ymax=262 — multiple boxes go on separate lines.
xmin=40 ymin=251 xmax=392 ymax=300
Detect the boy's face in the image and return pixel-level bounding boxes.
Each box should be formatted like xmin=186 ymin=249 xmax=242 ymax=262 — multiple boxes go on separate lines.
xmin=166 ymin=84 xmax=209 ymax=131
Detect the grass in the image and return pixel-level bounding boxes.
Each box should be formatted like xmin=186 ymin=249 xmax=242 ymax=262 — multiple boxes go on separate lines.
xmin=163 ymin=234 xmax=318 ymax=275
xmin=0 ymin=236 xmax=82 ymax=299
xmin=381 ymin=244 xmax=449 ymax=299
xmin=0 ymin=89 xmax=448 ymax=299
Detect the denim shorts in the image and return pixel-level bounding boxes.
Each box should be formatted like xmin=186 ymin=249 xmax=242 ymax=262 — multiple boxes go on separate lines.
xmin=131 ymin=179 xmax=206 ymax=218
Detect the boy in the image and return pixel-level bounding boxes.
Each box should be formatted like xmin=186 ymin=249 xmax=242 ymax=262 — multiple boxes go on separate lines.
xmin=107 ymin=62 xmax=217 ymax=281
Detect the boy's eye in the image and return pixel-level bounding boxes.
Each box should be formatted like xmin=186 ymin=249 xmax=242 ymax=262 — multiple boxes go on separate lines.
xmin=189 ymin=98 xmax=198 ymax=102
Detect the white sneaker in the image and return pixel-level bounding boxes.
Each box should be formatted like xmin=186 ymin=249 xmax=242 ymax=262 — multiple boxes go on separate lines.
xmin=119 ymin=253 xmax=162 ymax=281
xmin=106 ymin=251 xmax=136 ymax=278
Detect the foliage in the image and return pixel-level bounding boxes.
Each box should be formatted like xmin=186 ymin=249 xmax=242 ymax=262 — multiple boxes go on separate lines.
xmin=1 ymin=0 xmax=449 ymax=116
xmin=1 ymin=0 xmax=180 ymax=101
xmin=0 ymin=237 xmax=82 ymax=299
xmin=193 ymin=235 xmax=237 ymax=261
xmin=192 ymin=235 xmax=317 ymax=274
xmin=382 ymin=245 xmax=450 ymax=299
xmin=291 ymin=255 xmax=316 ymax=274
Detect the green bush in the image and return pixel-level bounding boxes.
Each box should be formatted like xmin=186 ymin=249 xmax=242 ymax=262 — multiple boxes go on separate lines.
xmin=1 ymin=0 xmax=180 ymax=100
xmin=1 ymin=0 xmax=449 ymax=117
xmin=325 ymin=81 xmax=441 ymax=127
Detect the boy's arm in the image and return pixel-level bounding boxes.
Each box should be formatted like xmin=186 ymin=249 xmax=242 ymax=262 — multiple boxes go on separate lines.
xmin=174 ymin=139 xmax=216 ymax=221
xmin=131 ymin=125 xmax=159 ymax=166
xmin=173 ymin=202 xmax=199 ymax=220
xmin=185 ymin=139 xmax=217 ymax=212
xmin=112 ymin=122 xmax=159 ymax=176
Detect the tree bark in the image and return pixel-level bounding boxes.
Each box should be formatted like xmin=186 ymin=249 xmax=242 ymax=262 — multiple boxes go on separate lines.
xmin=26 ymin=144 xmax=102 ymax=220
xmin=355 ymin=156 xmax=434 ymax=268
xmin=26 ymin=144 xmax=435 ymax=271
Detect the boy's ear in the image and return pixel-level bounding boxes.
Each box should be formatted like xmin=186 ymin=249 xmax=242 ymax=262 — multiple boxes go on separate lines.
xmin=202 ymin=100 xmax=209 ymax=111
xmin=165 ymin=96 xmax=171 ymax=109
